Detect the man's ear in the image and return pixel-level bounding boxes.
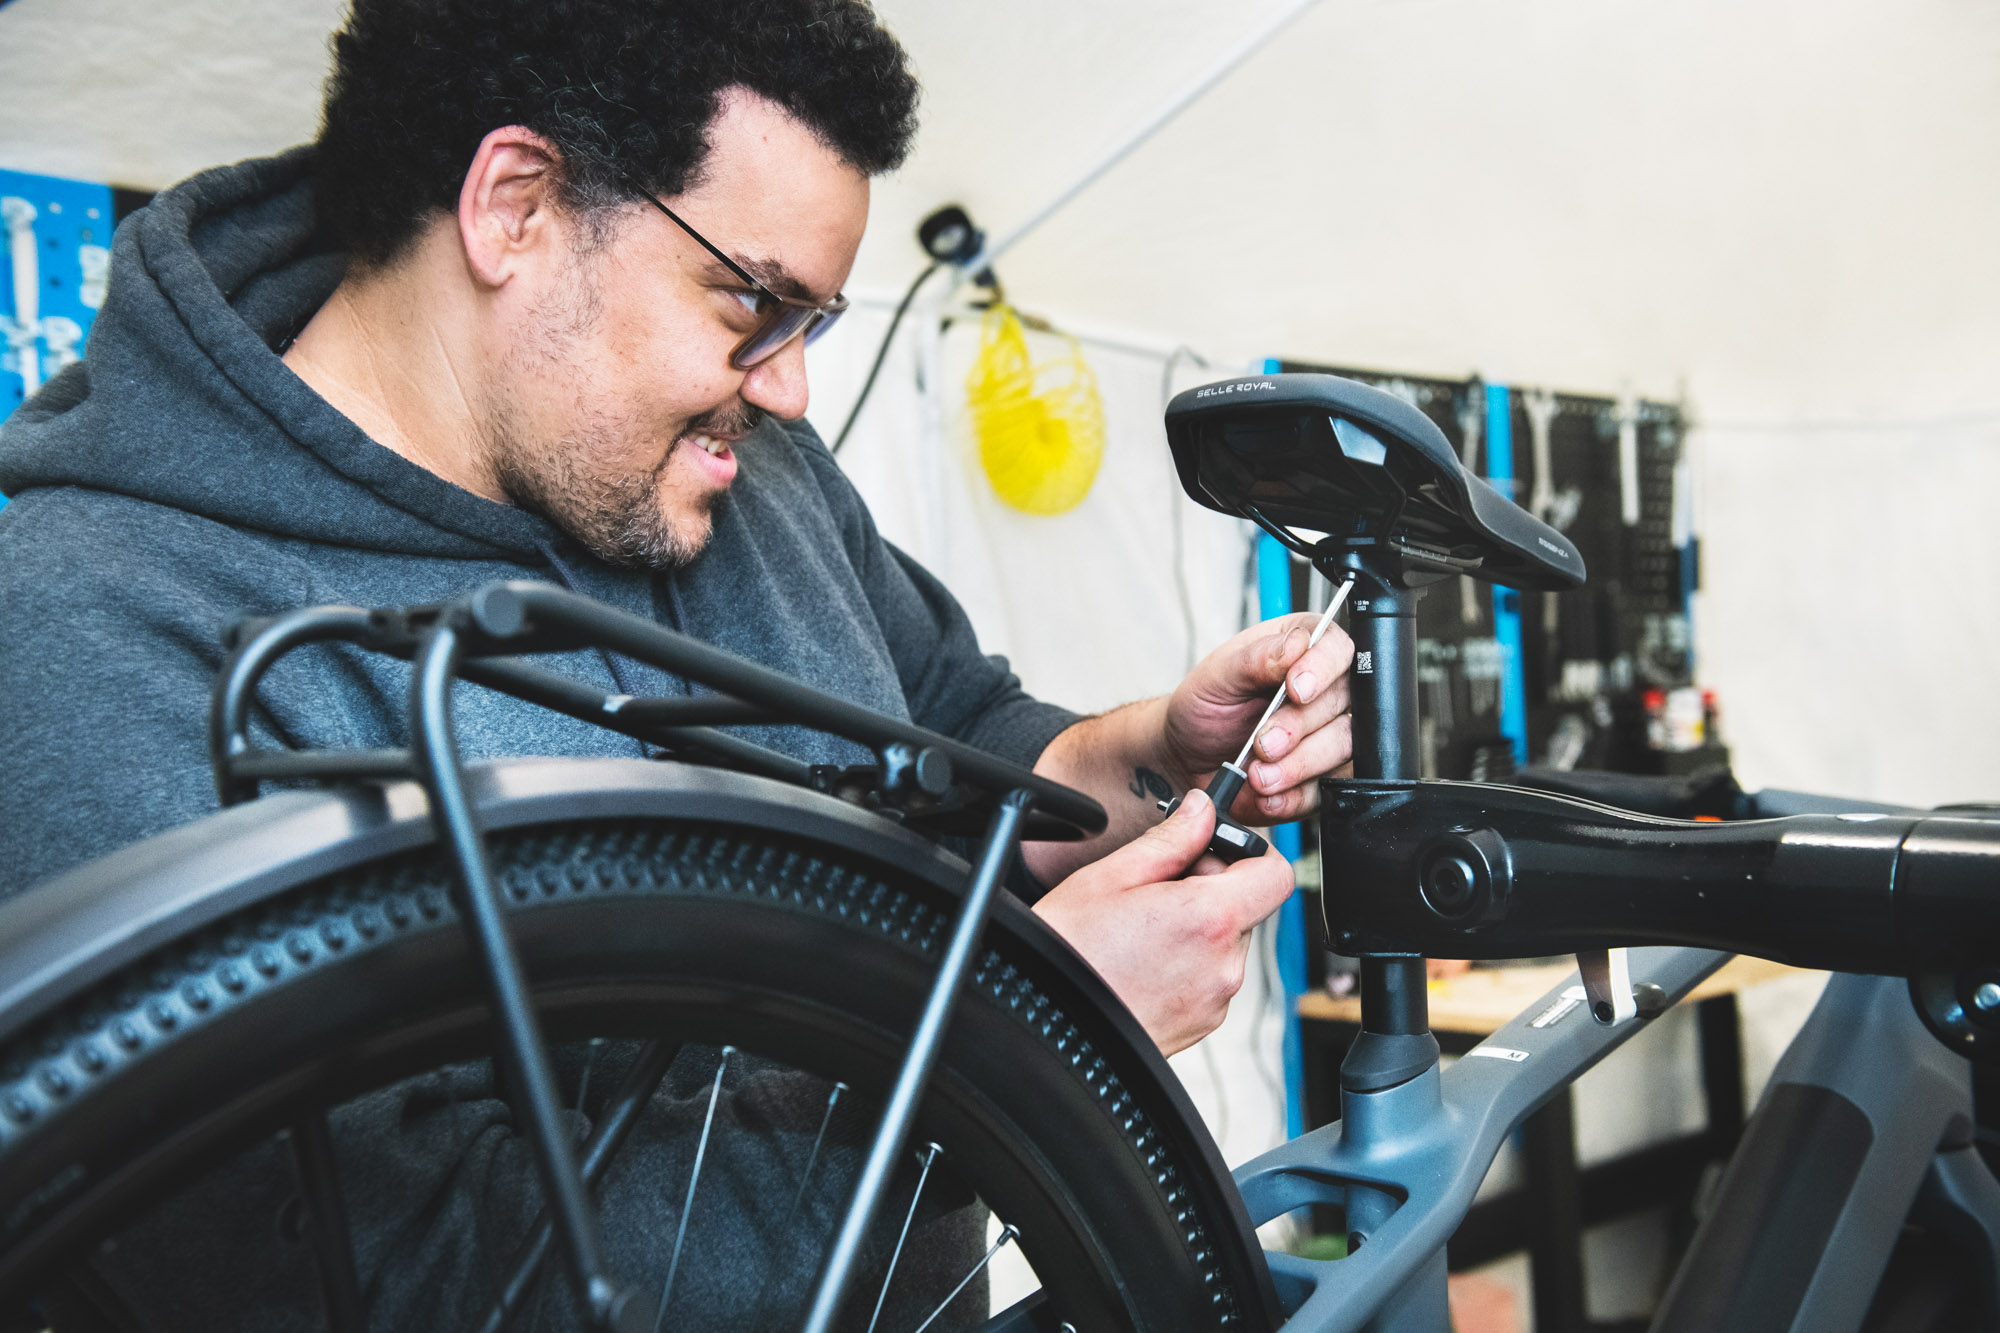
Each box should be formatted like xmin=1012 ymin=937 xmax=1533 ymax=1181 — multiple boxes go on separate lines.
xmin=457 ymin=126 xmax=565 ymax=289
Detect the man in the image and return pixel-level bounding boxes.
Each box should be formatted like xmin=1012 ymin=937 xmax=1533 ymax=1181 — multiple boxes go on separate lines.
xmin=0 ymin=0 xmax=1353 ymax=1321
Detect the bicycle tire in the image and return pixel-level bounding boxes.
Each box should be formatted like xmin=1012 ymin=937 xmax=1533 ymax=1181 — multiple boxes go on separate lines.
xmin=0 ymin=759 xmax=1278 ymax=1332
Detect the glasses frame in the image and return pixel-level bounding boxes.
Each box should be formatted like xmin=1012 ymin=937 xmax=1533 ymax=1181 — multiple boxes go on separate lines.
xmin=630 ymin=188 xmax=849 ymax=369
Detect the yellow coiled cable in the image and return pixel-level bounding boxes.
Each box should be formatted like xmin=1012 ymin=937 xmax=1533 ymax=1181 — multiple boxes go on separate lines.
xmin=963 ymin=304 xmax=1105 ymax=515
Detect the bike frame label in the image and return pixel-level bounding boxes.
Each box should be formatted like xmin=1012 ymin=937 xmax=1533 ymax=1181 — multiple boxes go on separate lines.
xmin=1530 ymin=985 xmax=1588 ymax=1030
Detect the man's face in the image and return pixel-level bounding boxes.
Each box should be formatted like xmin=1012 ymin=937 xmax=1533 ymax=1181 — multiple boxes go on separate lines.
xmin=482 ymin=89 xmax=871 ymax=569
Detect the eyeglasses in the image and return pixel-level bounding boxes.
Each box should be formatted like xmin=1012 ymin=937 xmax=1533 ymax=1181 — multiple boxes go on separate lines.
xmin=630 ymin=189 xmax=849 ymax=369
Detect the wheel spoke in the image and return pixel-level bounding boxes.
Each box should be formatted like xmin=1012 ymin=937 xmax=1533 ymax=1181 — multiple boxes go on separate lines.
xmin=866 ymin=1142 xmax=940 ymax=1333
xmin=749 ymin=1079 xmax=849 ymax=1331
xmin=574 ymin=1038 xmax=604 ymax=1117
xmin=909 ymin=1223 xmax=1017 ymax=1333
xmin=653 ymin=1045 xmax=734 ymax=1330
xmin=287 ymin=1110 xmax=367 ymax=1333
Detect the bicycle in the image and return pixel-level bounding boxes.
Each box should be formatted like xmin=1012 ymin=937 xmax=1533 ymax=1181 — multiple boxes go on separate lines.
xmin=0 ymin=371 xmax=1990 ymax=1332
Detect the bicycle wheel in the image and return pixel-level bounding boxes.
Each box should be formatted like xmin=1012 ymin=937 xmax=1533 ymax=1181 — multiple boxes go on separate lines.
xmin=0 ymin=759 xmax=1278 ymax=1332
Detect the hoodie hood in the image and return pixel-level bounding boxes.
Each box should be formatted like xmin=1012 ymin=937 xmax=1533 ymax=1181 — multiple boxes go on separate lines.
xmin=0 ymin=148 xmax=558 ymax=560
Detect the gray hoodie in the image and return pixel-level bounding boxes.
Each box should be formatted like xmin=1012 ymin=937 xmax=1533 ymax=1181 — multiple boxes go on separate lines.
xmin=0 ymin=147 xmax=1075 ymax=897
xmin=0 ymin=149 xmax=1068 ymax=1328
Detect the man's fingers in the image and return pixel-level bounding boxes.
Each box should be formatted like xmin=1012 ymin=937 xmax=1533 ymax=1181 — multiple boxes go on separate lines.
xmin=1258 ymin=610 xmax=1340 ymax=680
xmin=1223 ymin=612 xmax=1322 ymax=693
xmin=1206 ymin=843 xmax=1296 ymax=933
xmin=1086 ymin=788 xmax=1217 ymax=888
xmin=1283 ymin=625 xmax=1355 ymax=709
xmin=1248 ymin=714 xmax=1354 ymax=803
xmin=1254 ymin=675 xmax=1351 ymax=763
xmin=1251 ymin=756 xmax=1357 ymax=822
xmin=1250 ymin=779 xmax=1319 ymax=823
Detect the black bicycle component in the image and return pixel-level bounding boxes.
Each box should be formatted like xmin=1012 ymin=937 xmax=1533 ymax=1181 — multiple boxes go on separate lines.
xmin=1343 ymin=565 xmax=1420 ymax=782
xmin=807 ymin=741 xmax=989 ymax=834
xmin=1653 ymin=969 xmax=2000 ymax=1332
xmin=409 ymin=621 xmax=643 ymax=1330
xmin=210 ymin=605 xmax=383 ymax=805
xmin=287 ymin=1110 xmax=366 ymax=1332
xmin=0 ymin=760 xmax=1278 ymax=1331
xmin=191 ymin=581 xmax=1122 ymax=1330
xmin=1339 ymin=955 xmax=1440 ymax=1095
xmin=801 ymin=788 xmax=1033 ymax=1333
xmin=1157 ymin=763 xmax=1270 ymax=864
xmin=212 ymin=585 xmax=1104 ymax=842
xmin=1509 ymin=763 xmax=1749 ymax=821
xmin=212 ymin=605 xmax=814 ymax=797
xmin=1164 ymin=373 xmax=1586 ymax=594
xmin=1315 ymin=778 xmax=2000 ymax=975
xmin=476 ymin=1039 xmax=680 ymax=1333
xmin=1163 ymin=370 xmax=1585 ymax=1059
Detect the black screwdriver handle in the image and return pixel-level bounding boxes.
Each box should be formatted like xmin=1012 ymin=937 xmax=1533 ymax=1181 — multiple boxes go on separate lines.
xmin=1157 ymin=763 xmax=1270 ymax=864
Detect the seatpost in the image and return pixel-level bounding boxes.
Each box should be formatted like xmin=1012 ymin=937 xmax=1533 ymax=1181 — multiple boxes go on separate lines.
xmin=1337 ymin=559 xmax=1437 ymax=1073
xmin=1348 ymin=573 xmax=1419 ymax=788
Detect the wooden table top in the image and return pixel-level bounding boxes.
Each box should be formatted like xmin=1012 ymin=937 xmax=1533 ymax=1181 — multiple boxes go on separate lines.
xmin=1297 ymin=955 xmax=1813 ymax=1035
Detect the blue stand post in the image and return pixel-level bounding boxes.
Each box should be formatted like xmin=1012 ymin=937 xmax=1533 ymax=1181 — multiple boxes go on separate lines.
xmin=1485 ymin=383 xmax=1529 ymax=766
xmin=1256 ymin=527 xmax=1309 ymax=1140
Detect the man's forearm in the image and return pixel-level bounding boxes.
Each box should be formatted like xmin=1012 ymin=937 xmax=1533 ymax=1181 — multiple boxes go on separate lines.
xmin=1022 ymin=698 xmax=1186 ymax=886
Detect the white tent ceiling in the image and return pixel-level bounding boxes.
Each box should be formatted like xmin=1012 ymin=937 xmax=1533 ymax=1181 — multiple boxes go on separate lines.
xmin=4 ymin=0 xmax=1996 ymax=419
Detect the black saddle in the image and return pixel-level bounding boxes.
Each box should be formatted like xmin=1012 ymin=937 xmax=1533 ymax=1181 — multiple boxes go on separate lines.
xmin=1165 ymin=373 xmax=1585 ymax=592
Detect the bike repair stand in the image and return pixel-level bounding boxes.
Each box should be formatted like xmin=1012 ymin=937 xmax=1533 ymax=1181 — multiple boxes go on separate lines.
xmin=1335 ymin=556 xmax=1452 ymax=1332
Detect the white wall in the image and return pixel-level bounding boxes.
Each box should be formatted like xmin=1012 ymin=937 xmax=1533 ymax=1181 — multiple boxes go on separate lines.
xmin=0 ymin=0 xmax=343 ymax=185
xmin=1699 ymin=419 xmax=2000 ymax=805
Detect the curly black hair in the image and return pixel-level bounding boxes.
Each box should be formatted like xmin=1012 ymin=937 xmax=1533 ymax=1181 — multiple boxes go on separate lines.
xmin=314 ymin=0 xmax=920 ymax=266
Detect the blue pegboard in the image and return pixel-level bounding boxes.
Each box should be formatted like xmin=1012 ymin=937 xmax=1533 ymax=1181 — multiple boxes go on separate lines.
xmin=1484 ymin=383 xmax=1529 ymax=765
xmin=2 ymin=168 xmax=117 ymax=507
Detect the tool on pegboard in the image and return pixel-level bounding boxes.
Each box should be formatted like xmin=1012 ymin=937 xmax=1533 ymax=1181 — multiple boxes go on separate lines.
xmin=2 ymin=169 xmax=115 ymax=423
xmin=1523 ymin=388 xmax=1565 ymax=659
xmin=1615 ymin=389 xmax=1641 ymax=527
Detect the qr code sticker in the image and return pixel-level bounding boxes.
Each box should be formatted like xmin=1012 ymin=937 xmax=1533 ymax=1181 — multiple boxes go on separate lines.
xmin=1356 ymin=650 xmax=1373 ymax=674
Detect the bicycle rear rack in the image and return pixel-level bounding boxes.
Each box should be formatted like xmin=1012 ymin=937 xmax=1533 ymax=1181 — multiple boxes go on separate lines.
xmin=207 ymin=580 xmax=1107 ymax=1332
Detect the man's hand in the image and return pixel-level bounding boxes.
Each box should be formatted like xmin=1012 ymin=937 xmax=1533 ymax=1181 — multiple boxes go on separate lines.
xmin=1160 ymin=612 xmax=1357 ymax=825
xmin=1033 ymin=790 xmax=1295 ymax=1056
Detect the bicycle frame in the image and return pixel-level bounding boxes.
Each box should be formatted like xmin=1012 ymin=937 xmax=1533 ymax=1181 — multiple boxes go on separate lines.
xmin=1232 ymin=960 xmax=2000 ymax=1333
xmin=1224 ymin=540 xmax=2000 ymax=1332
xmin=1237 ymin=945 xmax=1726 ymax=1330
xmin=199 ymin=569 xmax=1998 ymax=1332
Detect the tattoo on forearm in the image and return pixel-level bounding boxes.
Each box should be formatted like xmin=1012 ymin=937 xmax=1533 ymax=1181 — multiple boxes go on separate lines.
xmin=1129 ymin=766 xmax=1173 ymax=803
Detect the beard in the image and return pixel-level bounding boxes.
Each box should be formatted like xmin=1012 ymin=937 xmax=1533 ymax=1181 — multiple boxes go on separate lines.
xmin=480 ymin=243 xmax=765 ymax=571
xmin=489 ymin=400 xmax=764 ymax=571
